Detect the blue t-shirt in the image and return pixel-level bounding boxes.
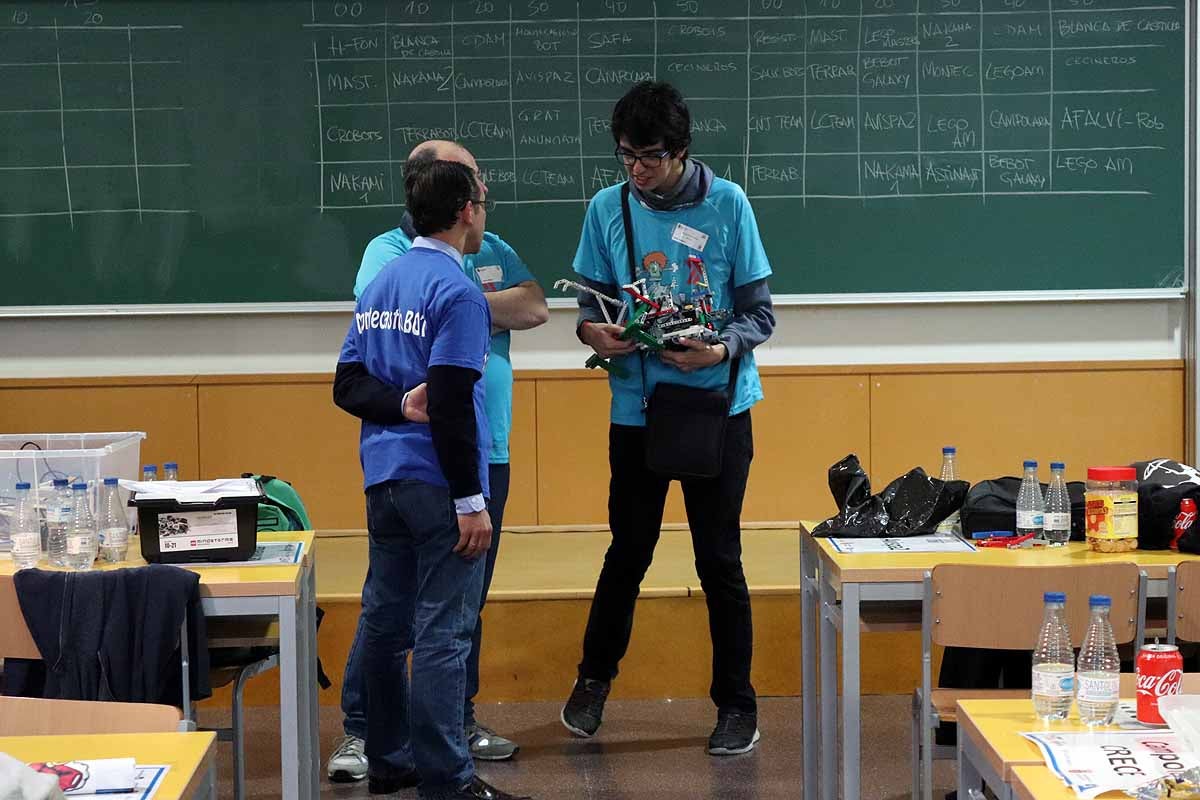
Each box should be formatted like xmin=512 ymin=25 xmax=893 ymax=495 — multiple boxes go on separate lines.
xmin=573 ymin=178 xmax=772 ymax=426
xmin=340 ymin=244 xmax=492 ymax=496
xmin=355 ymin=229 xmax=535 ymax=464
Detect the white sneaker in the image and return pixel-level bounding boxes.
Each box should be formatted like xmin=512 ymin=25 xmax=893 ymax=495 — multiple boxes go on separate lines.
xmin=326 ymin=734 xmax=368 ymax=782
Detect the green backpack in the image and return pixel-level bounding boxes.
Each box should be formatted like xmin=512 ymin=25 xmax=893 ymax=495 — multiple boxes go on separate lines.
xmin=241 ymin=473 xmax=312 ymax=532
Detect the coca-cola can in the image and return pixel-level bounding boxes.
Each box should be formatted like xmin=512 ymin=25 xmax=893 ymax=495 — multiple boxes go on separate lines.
xmin=1171 ymin=498 xmax=1197 ymax=550
xmin=1137 ymin=643 xmax=1183 ymax=725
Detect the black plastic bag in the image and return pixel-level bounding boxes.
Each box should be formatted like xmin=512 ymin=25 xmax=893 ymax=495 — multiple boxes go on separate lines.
xmin=812 ymin=454 xmax=969 ymax=538
xmin=1133 ymin=459 xmax=1200 ymax=551
xmin=961 ymin=477 xmax=1087 ymax=541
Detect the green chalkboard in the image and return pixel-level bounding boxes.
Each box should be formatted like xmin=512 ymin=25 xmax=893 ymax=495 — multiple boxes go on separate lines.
xmin=0 ymin=0 xmax=1186 ymax=308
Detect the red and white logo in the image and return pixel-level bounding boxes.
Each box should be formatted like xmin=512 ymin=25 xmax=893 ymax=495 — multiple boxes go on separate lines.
xmin=1137 ymin=667 xmax=1183 ymax=698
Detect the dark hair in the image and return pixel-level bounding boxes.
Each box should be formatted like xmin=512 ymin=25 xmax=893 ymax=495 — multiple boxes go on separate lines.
xmin=404 ymin=159 xmax=478 ymax=236
xmin=404 ymin=144 xmax=439 ymax=174
xmin=611 ymin=80 xmax=691 ymax=156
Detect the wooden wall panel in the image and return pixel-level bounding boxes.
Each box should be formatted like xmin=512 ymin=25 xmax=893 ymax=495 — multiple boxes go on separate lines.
xmin=197 ymin=381 xmax=365 ymax=530
xmin=506 ymin=379 xmax=538 ymax=526
xmin=747 ymin=375 xmax=871 ymax=522
xmin=870 ymin=367 xmax=1186 ymax=488
xmin=534 ymin=377 xmax=690 ymax=525
xmin=0 ymin=385 xmax=199 ymax=480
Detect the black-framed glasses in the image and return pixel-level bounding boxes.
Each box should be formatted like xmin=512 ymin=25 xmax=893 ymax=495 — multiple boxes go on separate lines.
xmin=468 ymin=198 xmax=496 ymax=212
xmin=615 ymin=148 xmax=671 ymax=169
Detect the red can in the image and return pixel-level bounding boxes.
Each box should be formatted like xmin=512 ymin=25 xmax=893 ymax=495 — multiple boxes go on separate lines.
xmin=1137 ymin=642 xmax=1183 ymax=725
xmin=1171 ymin=498 xmax=1197 ymax=550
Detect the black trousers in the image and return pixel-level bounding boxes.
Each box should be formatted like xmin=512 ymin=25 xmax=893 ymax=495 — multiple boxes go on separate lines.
xmin=578 ymin=412 xmax=757 ymax=713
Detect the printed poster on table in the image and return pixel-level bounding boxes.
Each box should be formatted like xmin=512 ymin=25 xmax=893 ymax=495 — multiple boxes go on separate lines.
xmin=1022 ymin=730 xmax=1199 ymax=798
xmin=27 ymin=760 xmax=169 ymax=799
xmin=827 ymin=535 xmax=976 ymax=554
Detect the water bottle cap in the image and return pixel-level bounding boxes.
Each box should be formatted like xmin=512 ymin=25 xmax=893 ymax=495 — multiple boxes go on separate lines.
xmin=143 ymin=465 xmax=158 ymax=473
xmin=53 ymin=478 xmax=68 ymax=487
xmin=72 ymin=482 xmax=86 ymax=490
xmin=1089 ymin=594 xmax=1112 ymax=608
xmin=1043 ymin=591 xmax=1066 ymax=604
xmin=1050 ymin=462 xmax=1065 ymax=470
xmin=1024 ymin=460 xmax=1038 ymax=468
xmin=943 ymin=447 xmax=956 ymax=455
xmin=15 ymin=482 xmax=30 ymax=490
xmin=103 ymin=477 xmax=118 ymax=485
xmin=164 ymin=462 xmax=177 ymax=470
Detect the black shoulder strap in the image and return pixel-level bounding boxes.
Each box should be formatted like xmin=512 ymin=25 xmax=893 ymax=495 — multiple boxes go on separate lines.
xmin=620 ymin=184 xmax=651 ymax=409
xmin=619 ymin=182 xmax=739 ymax=404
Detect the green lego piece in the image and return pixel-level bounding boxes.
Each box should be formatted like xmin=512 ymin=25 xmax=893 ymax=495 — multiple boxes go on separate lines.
xmin=585 ymin=352 xmax=629 ymax=379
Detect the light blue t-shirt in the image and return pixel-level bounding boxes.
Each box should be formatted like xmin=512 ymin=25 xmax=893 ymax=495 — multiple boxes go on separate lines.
xmin=355 ymin=229 xmax=535 ymax=464
xmin=340 ymin=244 xmax=492 ymax=496
xmin=573 ymin=178 xmax=772 ymax=426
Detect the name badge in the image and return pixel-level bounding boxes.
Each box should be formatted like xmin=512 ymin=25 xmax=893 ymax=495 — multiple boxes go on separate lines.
xmin=475 ymin=265 xmax=503 ymax=291
xmin=670 ymin=222 xmax=709 ymax=252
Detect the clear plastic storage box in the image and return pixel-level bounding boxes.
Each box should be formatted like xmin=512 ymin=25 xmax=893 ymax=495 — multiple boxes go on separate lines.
xmin=0 ymin=432 xmax=146 ymax=542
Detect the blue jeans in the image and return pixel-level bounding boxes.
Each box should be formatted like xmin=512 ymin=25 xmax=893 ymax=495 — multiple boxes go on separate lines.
xmin=360 ymin=479 xmax=484 ymax=794
xmin=343 ymin=464 xmax=509 ymax=735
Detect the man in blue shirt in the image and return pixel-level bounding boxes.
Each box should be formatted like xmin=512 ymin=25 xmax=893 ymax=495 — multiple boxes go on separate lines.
xmin=561 ymin=81 xmax=776 ymax=756
xmin=334 ymin=148 xmax=531 ymax=800
xmin=329 ymin=141 xmax=548 ymax=783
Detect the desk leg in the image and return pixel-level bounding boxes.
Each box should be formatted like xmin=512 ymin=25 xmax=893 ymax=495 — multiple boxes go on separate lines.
xmin=841 ymin=583 xmax=861 ymax=800
xmin=957 ymin=730 xmax=981 ymax=800
xmin=279 ymin=591 xmax=306 ymax=800
xmin=800 ymin=535 xmax=818 ymax=800
xmin=819 ymin=574 xmax=837 ymax=800
xmin=304 ymin=563 xmax=320 ymax=799
xmin=960 ymin=727 xmax=1008 ymax=800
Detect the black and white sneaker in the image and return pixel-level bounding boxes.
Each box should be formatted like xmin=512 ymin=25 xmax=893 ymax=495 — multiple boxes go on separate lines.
xmin=560 ymin=678 xmax=611 ymax=738
xmin=707 ymin=710 xmax=760 ymax=755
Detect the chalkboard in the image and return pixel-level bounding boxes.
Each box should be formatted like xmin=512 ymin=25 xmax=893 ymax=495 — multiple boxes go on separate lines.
xmin=0 ymin=0 xmax=1186 ymax=308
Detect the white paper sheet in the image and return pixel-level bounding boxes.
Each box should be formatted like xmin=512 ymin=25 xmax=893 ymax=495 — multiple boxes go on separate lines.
xmin=120 ymin=478 xmax=261 ymax=503
xmin=1022 ymin=730 xmax=1199 ymax=798
xmin=827 ymin=535 xmax=976 ymax=554
xmin=25 ymin=761 xmax=168 ymax=799
xmin=182 ymin=540 xmax=305 ymax=568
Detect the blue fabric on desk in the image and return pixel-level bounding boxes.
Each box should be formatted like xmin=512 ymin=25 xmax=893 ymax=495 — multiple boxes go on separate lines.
xmin=10 ymin=564 xmax=210 ymax=707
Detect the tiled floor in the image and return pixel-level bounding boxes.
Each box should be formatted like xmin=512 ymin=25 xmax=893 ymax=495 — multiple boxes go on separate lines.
xmin=202 ymin=694 xmax=955 ymax=799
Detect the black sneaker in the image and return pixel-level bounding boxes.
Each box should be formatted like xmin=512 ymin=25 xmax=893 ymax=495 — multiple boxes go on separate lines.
xmin=560 ymin=678 xmax=611 ymax=738
xmin=367 ymin=767 xmax=419 ymax=794
xmin=707 ymin=710 xmax=760 ymax=756
xmin=447 ymin=775 xmax=532 ymax=799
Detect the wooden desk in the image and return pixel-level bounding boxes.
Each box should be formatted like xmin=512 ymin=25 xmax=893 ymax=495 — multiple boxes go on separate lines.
xmin=0 ymin=732 xmax=217 ymax=800
xmin=957 ymin=698 xmax=1131 ymax=800
xmin=799 ymin=526 xmax=1200 ymax=800
xmin=0 ymin=532 xmax=318 ymax=800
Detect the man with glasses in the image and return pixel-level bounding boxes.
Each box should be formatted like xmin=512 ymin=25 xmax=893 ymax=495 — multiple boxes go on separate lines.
xmin=561 ymin=81 xmax=776 ymax=756
xmin=329 ymin=141 xmax=548 ymax=785
xmin=334 ymin=146 xmax=532 ymax=800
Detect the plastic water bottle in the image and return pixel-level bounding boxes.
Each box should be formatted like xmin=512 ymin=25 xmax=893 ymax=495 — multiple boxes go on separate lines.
xmin=142 ymin=464 xmax=158 ymax=483
xmin=936 ymin=446 xmax=961 ymax=535
xmin=97 ymin=477 xmax=129 ymax=562
xmin=1016 ymin=460 xmax=1044 ymax=538
xmin=163 ymin=462 xmax=178 ymax=482
xmin=1044 ymin=462 xmax=1072 ymax=546
xmin=46 ymin=478 xmax=72 ymax=566
xmin=1077 ymin=594 xmax=1121 ymax=725
xmin=66 ymin=482 xmax=97 ymax=570
xmin=11 ymin=482 xmax=41 ymax=570
xmin=1031 ymin=591 xmax=1075 ymax=720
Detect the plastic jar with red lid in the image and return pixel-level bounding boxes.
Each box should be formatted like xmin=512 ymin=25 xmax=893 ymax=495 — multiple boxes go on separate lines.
xmin=1085 ymin=466 xmax=1139 ymax=552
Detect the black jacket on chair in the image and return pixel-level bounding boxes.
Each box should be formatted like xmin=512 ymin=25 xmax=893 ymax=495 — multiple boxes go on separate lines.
xmin=11 ymin=564 xmax=210 ymax=706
